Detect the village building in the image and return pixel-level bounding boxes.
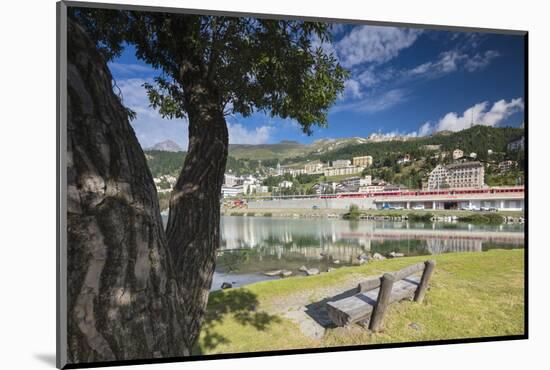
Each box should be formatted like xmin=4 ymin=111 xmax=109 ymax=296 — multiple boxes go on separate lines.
xmin=452 ymin=149 xmax=464 ymax=160
xmin=304 ymin=161 xmax=325 ymax=174
xmin=352 ymin=155 xmax=373 ymax=167
xmin=508 ymin=136 xmax=525 ymax=151
xmin=498 ymin=160 xmax=518 ymax=172
xmin=332 ymin=159 xmax=352 ymax=168
xmin=323 ymin=165 xmax=364 ymax=177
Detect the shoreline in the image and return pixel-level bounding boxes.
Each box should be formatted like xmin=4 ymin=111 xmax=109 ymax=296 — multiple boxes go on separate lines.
xmin=221 ymin=207 xmax=525 ymax=223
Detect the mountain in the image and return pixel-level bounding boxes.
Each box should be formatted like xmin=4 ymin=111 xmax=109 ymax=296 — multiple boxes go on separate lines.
xmin=310 ymin=137 xmax=373 ymax=154
xmin=228 ymin=136 xmax=415 ymax=159
xmin=149 ymin=140 xmax=183 ymax=152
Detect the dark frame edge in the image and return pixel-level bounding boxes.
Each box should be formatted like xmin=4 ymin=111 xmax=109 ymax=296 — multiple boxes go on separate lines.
xmin=57 ymin=1 xmax=68 ymax=369
xmin=62 ymin=0 xmax=527 ymax=36
xmin=523 ymin=32 xmax=529 ymax=339
xmin=61 ymin=334 xmax=528 ymax=369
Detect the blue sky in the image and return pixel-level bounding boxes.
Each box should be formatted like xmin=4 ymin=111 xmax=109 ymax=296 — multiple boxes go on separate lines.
xmin=108 ymin=23 xmax=525 ymax=149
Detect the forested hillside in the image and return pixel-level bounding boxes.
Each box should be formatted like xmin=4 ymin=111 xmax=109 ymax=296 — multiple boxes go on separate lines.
xmin=145 ymin=126 xmax=525 ymax=189
xmin=316 ymin=126 xmax=524 ymax=164
xmin=145 ymin=151 xmax=270 ymax=178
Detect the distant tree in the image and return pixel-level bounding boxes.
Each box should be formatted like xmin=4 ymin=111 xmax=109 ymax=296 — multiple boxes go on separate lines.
xmin=393 ymin=162 xmax=402 ymax=174
xmin=343 ymin=204 xmax=361 ymax=220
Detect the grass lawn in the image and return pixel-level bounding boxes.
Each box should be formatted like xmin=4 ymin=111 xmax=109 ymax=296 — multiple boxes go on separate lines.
xmin=194 ymin=249 xmax=524 ymax=355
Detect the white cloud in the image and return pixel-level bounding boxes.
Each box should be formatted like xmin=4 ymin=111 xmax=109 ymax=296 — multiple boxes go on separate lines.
xmin=335 ymin=26 xmax=421 ymax=68
xmin=333 ymin=88 xmax=408 ymax=113
xmin=408 ymin=50 xmax=467 ymax=78
xmin=352 ymin=48 xmax=500 ymax=93
xmin=227 ymin=123 xmax=272 ymax=144
xmin=407 ymin=49 xmax=499 ymax=79
xmin=117 ymin=78 xmax=273 ymax=148
xmin=357 ymin=67 xmax=380 ymax=88
xmin=330 ymin=23 xmax=346 ymax=36
xmin=310 ymin=33 xmax=337 ymax=58
xmin=411 ymin=98 xmax=524 ymax=137
xmin=417 ymin=122 xmax=433 ymax=136
xmin=117 ymin=78 xmax=190 ymax=150
xmin=464 ymin=50 xmax=500 ymax=72
xmin=343 ymin=79 xmax=363 ymax=99
xmin=432 ymin=98 xmax=524 ymax=133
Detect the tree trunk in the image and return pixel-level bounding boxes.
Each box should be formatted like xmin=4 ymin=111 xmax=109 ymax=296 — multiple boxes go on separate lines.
xmin=66 ymin=20 xmax=187 ymax=363
xmin=165 ymin=90 xmax=229 ymax=351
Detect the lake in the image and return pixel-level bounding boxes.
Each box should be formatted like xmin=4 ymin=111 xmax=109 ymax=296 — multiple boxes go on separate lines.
xmin=164 ymin=215 xmax=524 ymax=291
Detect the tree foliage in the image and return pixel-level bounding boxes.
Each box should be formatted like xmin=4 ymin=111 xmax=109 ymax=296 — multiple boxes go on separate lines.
xmin=69 ymin=7 xmax=348 ymax=133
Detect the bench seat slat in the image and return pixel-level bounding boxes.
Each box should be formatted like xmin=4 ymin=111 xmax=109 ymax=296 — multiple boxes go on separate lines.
xmin=326 ymin=275 xmax=421 ymax=327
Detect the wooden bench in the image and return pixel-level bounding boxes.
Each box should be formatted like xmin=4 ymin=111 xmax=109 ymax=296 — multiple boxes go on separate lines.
xmin=326 ymin=260 xmax=436 ymax=331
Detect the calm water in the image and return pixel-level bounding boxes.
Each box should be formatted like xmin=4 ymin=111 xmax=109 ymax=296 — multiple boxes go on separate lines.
xmin=163 ymin=215 xmax=524 ymax=291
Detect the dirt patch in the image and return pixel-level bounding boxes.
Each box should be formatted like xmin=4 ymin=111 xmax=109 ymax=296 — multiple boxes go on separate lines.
xmin=265 ymin=274 xmax=367 ymax=339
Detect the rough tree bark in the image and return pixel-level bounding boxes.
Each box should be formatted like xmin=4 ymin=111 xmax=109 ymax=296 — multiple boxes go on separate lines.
xmin=66 ymin=20 xmax=187 ymax=363
xmin=165 ymin=86 xmax=229 ymax=350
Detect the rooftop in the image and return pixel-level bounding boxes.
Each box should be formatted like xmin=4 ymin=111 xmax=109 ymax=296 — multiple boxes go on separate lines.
xmin=446 ymin=161 xmax=483 ymax=169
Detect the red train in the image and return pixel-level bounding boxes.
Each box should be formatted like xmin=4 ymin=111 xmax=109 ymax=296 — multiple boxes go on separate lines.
xmin=319 ymin=186 xmax=525 ymax=199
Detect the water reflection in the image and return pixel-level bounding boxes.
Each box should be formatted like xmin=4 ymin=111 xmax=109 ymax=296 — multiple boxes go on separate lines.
xmin=213 ymin=216 xmax=523 ymax=289
xmin=163 ymin=215 xmax=524 ymax=290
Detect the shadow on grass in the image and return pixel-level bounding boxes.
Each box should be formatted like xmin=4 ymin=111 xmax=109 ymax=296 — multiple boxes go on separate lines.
xmin=194 ymin=289 xmax=281 ymax=354
xmin=304 ymin=287 xmax=359 ymax=329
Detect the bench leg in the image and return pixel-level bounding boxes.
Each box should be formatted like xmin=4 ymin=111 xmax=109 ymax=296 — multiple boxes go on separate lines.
xmin=414 ymin=260 xmax=436 ymax=303
xmin=369 ymin=273 xmax=395 ymax=332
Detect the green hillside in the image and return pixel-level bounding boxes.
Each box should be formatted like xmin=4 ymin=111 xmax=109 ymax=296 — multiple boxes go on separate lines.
xmin=144 ymin=126 xmax=525 ymax=190
xmin=228 ymin=140 xmax=307 ymax=160
xmin=316 ymin=126 xmax=524 ymax=164
xmin=144 ymin=150 xmax=269 ymax=178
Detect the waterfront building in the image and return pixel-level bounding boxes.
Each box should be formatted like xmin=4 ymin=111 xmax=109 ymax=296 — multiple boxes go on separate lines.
xmin=312 ymin=182 xmax=338 ymax=194
xmin=340 ymin=175 xmax=372 ymax=188
xmin=352 ymin=155 xmax=373 ymax=167
xmin=427 ymin=165 xmax=449 ymax=190
xmin=278 ymin=180 xmax=294 ymax=188
xmin=224 ymin=173 xmax=242 ymax=187
xmin=358 ymin=185 xmax=385 ymax=193
xmin=221 ymin=185 xmax=244 ymax=198
xmin=427 ymin=161 xmax=485 ymax=190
